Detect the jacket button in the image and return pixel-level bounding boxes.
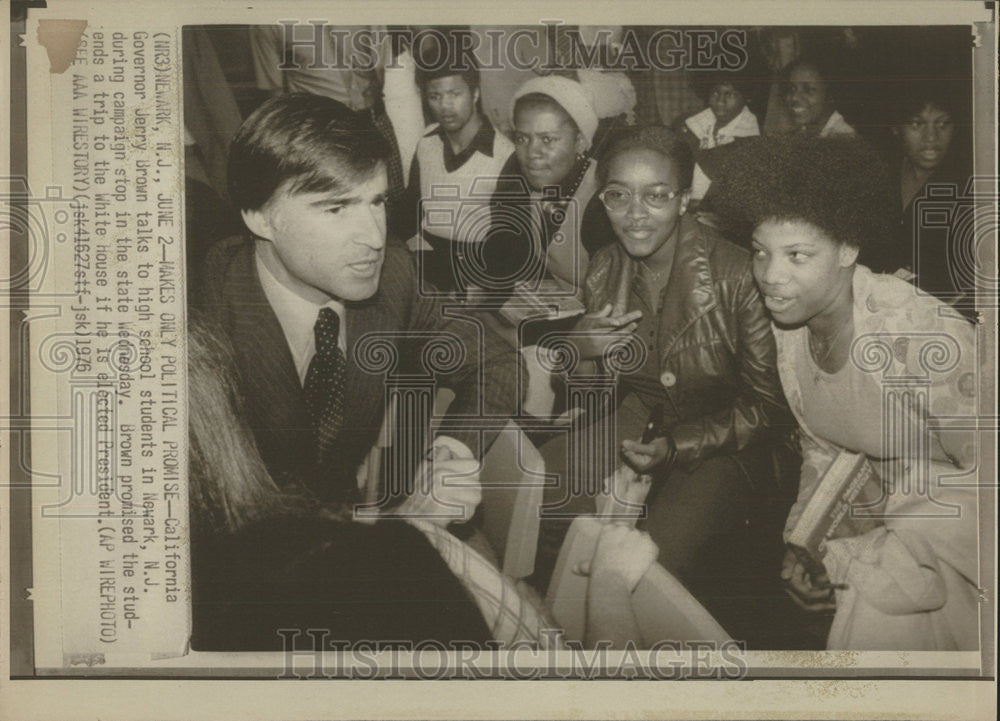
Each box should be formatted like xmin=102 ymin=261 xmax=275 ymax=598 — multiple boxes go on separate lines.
xmin=660 ymin=371 xmax=676 ymax=388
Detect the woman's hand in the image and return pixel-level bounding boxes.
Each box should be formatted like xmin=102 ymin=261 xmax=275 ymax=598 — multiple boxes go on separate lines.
xmin=396 ymin=436 xmax=482 ymax=526
xmin=780 ymin=548 xmax=838 ymax=612
xmin=621 ymin=435 xmax=676 ymax=474
xmin=574 ymin=303 xmax=642 ymax=360
xmin=576 ymin=524 xmax=659 ymax=594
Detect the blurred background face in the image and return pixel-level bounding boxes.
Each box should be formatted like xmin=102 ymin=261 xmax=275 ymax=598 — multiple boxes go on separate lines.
xmin=708 ymin=83 xmax=747 ymax=128
xmin=784 ymin=64 xmax=830 ymax=129
xmin=899 ymin=104 xmax=954 ymax=173
xmin=513 ymin=103 xmax=584 ymax=190
xmin=751 ymin=218 xmax=856 ymax=327
xmin=603 ymin=148 xmax=689 ymax=264
xmin=426 ymin=75 xmax=478 ymax=135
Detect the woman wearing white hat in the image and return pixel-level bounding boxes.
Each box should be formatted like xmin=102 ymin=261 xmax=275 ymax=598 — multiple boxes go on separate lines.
xmin=481 ymin=76 xmax=601 ymax=293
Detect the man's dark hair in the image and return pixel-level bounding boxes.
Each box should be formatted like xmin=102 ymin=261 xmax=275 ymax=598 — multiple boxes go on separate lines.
xmin=597 ymin=125 xmax=695 ymax=191
xmin=710 ymin=135 xmax=893 ymax=251
xmin=413 ymin=27 xmax=480 ymax=92
xmin=227 ymin=92 xmax=390 ymax=211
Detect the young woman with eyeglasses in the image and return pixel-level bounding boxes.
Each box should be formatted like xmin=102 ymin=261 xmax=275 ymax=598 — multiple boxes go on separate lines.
xmin=534 ymin=126 xmax=794 ymax=644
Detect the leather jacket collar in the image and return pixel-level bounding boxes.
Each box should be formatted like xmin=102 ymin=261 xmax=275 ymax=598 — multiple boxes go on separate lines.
xmin=657 ymin=215 xmax=720 ymax=355
xmin=592 ymin=214 xmax=721 ymax=356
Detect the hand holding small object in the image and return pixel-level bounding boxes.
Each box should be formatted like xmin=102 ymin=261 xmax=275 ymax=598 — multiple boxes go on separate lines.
xmin=780 ymin=547 xmax=841 ymax=612
xmin=598 ymin=464 xmax=648 ymax=520
xmin=621 ymin=434 xmax=676 ymax=474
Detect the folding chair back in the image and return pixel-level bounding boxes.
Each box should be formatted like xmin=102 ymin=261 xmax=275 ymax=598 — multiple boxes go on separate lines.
xmin=547 ymin=516 xmax=731 ymax=645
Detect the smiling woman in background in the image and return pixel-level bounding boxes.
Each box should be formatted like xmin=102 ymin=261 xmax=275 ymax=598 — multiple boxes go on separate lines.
xmin=776 ymin=55 xmax=855 ymax=138
xmin=715 ymin=136 xmax=979 ymax=651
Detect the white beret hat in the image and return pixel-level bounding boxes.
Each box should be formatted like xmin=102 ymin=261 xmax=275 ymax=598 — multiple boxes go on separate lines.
xmin=510 ymin=75 xmax=599 ymax=150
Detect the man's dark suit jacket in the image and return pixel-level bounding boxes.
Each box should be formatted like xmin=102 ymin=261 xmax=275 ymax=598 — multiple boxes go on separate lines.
xmin=195 ymin=235 xmax=522 ymax=500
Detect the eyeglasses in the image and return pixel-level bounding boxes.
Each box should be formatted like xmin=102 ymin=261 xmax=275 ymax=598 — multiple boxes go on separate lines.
xmin=598 ymin=185 xmax=686 ymax=212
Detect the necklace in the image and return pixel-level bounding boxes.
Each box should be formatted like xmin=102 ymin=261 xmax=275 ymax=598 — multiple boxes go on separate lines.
xmin=640 ymin=261 xmax=668 ymax=282
xmin=808 ymin=315 xmax=853 ymax=380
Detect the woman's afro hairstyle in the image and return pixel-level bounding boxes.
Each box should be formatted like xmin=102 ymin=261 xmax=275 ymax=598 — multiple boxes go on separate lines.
xmin=710 ymin=135 xmax=894 ymax=251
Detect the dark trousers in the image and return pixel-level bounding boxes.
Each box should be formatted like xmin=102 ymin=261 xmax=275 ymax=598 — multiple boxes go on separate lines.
xmin=532 ymin=444 xmax=754 ymax=590
xmin=640 ymin=455 xmax=753 ymax=582
xmin=532 ymin=408 xmax=800 ymax=647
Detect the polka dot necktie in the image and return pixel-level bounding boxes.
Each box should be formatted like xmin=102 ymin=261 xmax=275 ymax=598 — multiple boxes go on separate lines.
xmin=303 ymin=307 xmax=348 ymax=464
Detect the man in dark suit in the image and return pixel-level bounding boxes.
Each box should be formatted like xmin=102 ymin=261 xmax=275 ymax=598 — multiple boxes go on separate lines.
xmin=195 ymin=92 xmax=522 ymax=523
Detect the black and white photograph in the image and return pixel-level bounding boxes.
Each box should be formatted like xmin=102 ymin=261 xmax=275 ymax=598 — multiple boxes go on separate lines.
xmin=2 ymin=2 xmax=996 ymax=720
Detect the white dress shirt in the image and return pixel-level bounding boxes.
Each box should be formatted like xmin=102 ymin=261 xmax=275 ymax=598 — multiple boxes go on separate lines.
xmin=255 ymin=250 xmax=346 ymax=386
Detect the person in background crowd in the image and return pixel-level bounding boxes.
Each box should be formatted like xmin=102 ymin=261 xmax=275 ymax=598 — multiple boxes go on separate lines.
xmin=685 ymin=73 xmax=761 ymax=150
xmin=482 ymin=76 xmax=601 ymax=293
xmin=379 ymin=27 xmax=426 ymax=184
xmin=776 ymin=56 xmax=855 ymax=138
xmin=473 ymin=25 xmax=635 ymax=141
xmin=395 ymin=35 xmax=514 ymax=294
xmin=249 ymin=24 xmax=379 ymax=111
xmin=864 ymin=81 xmax=974 ymax=314
xmin=533 ymin=126 xmax=794 ymax=644
xmin=681 ymin=69 xmax=762 ymax=205
xmin=182 ymin=29 xmax=248 ymax=292
xmin=195 ymin=93 xmax=521 ymax=515
xmin=715 ymin=136 xmax=979 ymax=651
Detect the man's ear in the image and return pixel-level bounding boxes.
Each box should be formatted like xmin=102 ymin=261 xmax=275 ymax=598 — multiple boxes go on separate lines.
xmin=241 ymin=207 xmax=273 ymax=241
xmin=472 ymin=86 xmax=481 ymax=108
xmin=838 ymin=242 xmax=860 ymax=268
xmin=574 ymin=132 xmax=588 ymax=157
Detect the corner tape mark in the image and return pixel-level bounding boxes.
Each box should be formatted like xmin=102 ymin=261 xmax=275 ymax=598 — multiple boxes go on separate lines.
xmin=37 ymin=19 xmax=88 ymax=74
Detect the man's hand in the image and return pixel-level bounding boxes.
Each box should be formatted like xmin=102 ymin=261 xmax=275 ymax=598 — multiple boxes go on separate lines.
xmin=395 ymin=436 xmax=482 ymax=526
xmin=621 ymin=435 xmax=675 ymax=474
xmin=575 ymin=524 xmax=659 ymax=594
xmin=780 ymin=548 xmax=838 ymax=612
xmin=574 ymin=303 xmax=642 ymax=360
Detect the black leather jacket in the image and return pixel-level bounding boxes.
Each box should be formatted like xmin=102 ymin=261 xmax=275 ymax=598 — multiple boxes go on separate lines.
xmin=584 ymin=215 xmax=793 ymax=471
